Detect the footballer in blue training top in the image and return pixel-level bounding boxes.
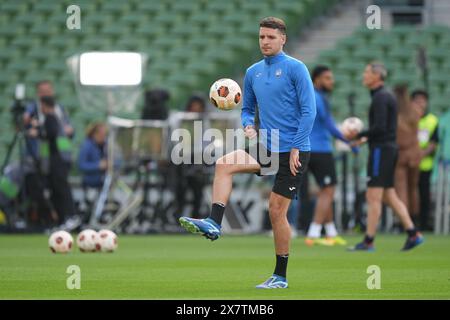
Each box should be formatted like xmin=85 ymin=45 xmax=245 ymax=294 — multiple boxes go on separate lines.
xmin=179 ymin=17 xmax=316 ymax=289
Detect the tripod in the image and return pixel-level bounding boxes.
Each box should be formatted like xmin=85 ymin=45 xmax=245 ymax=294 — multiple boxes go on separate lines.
xmin=0 ymin=107 xmax=56 ymax=230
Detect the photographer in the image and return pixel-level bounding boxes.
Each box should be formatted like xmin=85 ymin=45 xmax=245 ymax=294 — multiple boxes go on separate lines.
xmin=23 ymin=80 xmax=74 ymax=162
xmin=22 ymin=81 xmax=77 ymax=228
xmin=26 ymin=96 xmax=77 ymax=226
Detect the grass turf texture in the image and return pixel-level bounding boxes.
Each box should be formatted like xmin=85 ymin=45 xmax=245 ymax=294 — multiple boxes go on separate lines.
xmin=0 ymin=234 xmax=449 ymax=299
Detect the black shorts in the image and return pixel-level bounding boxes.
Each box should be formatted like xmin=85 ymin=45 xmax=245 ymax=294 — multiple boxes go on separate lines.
xmin=245 ymin=142 xmax=310 ymax=199
xmin=308 ymin=152 xmax=337 ymax=187
xmin=367 ymin=144 xmax=398 ymax=188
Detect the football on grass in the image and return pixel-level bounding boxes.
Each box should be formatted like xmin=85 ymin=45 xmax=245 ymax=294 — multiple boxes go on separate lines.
xmin=48 ymin=230 xmax=73 ymax=253
xmin=76 ymin=229 xmax=100 ymax=252
xmin=97 ymin=229 xmax=118 ymax=252
xmin=209 ymin=78 xmax=242 ymax=110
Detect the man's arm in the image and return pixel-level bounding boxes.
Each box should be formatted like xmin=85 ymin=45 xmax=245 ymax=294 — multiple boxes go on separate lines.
xmin=322 ymin=107 xmax=347 ymax=142
xmin=422 ymin=124 xmax=439 ymax=158
xmin=58 ymin=104 xmax=75 ymax=138
xmin=292 ymin=63 xmax=316 ymax=151
xmin=241 ymin=69 xmax=257 ymax=128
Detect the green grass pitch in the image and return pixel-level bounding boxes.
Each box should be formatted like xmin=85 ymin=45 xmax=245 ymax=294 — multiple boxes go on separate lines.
xmin=0 ymin=234 xmax=449 ymax=299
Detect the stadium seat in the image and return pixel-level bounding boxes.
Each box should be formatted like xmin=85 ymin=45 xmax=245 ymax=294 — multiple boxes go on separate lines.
xmin=371 ymin=34 xmax=397 ymax=52
xmin=1 ymin=1 xmax=29 ymax=16
xmin=33 ymin=1 xmax=63 ymax=16
xmin=387 ymin=46 xmax=414 ymax=64
xmin=100 ymin=1 xmax=131 ymax=16
xmin=136 ymin=2 xmax=166 ymax=15
xmin=190 ymin=12 xmax=218 ymax=27
xmin=335 ymin=37 xmax=359 ymax=53
xmin=390 ymin=25 xmax=416 ymax=43
xmin=172 ymin=1 xmax=201 ymax=15
xmin=119 ymin=13 xmax=145 ymax=29
xmin=423 ymin=25 xmax=450 ymax=45
xmin=352 ymin=48 xmax=384 ymax=62
xmin=207 ymin=1 xmax=235 ymax=14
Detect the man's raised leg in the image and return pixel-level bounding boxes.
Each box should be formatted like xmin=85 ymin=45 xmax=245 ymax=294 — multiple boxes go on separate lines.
xmin=179 ymin=150 xmax=260 ymax=240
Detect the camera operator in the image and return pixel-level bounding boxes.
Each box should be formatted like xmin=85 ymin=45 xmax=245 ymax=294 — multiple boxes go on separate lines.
xmin=22 ymin=81 xmax=78 ymax=228
xmin=27 ymin=96 xmax=77 ymax=226
xmin=23 ymin=80 xmax=74 ymax=160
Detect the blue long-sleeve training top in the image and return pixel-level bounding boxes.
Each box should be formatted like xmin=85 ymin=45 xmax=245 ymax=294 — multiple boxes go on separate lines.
xmin=241 ymin=51 xmax=316 ymax=152
xmin=310 ymin=88 xmax=347 ymax=153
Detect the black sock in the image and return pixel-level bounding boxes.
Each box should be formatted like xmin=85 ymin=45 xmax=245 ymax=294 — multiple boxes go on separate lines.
xmin=406 ymin=228 xmax=417 ymax=238
xmin=274 ymin=254 xmax=289 ymax=278
xmin=208 ymin=203 xmax=225 ymax=225
xmin=364 ymin=235 xmax=374 ymax=244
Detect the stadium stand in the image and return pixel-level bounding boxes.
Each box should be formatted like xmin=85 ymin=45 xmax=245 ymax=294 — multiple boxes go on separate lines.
xmin=315 ymin=24 xmax=450 ymax=122
xmin=0 ymin=0 xmax=448 ymax=161
xmin=0 ymin=0 xmax=337 ymax=155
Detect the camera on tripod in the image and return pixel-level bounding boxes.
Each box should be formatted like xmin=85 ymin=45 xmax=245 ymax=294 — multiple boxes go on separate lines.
xmin=10 ymin=84 xmax=27 ymax=130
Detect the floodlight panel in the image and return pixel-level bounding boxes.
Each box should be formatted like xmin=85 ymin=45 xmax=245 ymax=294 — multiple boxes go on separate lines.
xmin=80 ymin=52 xmax=142 ymax=86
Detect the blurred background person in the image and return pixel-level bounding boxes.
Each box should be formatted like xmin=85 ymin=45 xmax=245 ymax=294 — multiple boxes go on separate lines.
xmin=78 ymin=122 xmax=108 ymax=189
xmin=174 ymin=95 xmax=208 ymax=219
xmin=25 ymin=96 xmax=78 ymax=229
xmin=348 ymin=62 xmax=423 ymax=251
xmin=412 ymin=89 xmax=439 ymax=231
xmin=393 ymin=84 xmax=421 ymax=225
xmin=141 ymin=89 xmax=170 ymax=121
xmin=23 ymin=80 xmax=74 ymax=156
xmin=304 ymin=65 xmax=352 ymax=246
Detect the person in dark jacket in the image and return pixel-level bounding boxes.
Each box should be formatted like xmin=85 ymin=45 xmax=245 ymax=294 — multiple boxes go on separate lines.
xmin=348 ymin=62 xmax=423 ymax=252
xmin=39 ymin=97 xmax=75 ymax=221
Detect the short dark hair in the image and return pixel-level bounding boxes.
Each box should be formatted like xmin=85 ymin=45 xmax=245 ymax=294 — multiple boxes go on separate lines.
xmin=36 ymin=80 xmax=52 ymax=88
xmin=259 ymin=17 xmax=286 ymax=35
xmin=40 ymin=95 xmax=55 ymax=107
xmin=411 ymin=89 xmax=429 ymax=100
xmin=311 ymin=65 xmax=331 ymax=82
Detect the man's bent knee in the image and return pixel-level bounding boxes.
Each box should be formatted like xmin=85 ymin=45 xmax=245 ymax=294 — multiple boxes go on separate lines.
xmin=366 ymin=188 xmax=383 ymax=204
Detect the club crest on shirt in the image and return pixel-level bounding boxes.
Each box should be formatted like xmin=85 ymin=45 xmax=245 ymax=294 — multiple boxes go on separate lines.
xmin=275 ymin=69 xmax=282 ymax=77
xmin=256 ymin=72 xmax=262 ymax=78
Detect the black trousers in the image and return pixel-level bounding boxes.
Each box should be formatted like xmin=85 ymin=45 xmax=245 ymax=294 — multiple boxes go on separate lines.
xmin=26 ymin=158 xmax=76 ymax=224
xmin=25 ymin=172 xmax=53 ymax=224
xmin=418 ymin=170 xmax=432 ymax=230
xmin=48 ymin=157 xmax=76 ymax=221
xmin=175 ymin=165 xmax=205 ymax=219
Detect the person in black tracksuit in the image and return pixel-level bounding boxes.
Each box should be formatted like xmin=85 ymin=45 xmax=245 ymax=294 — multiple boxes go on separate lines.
xmin=39 ymin=97 xmax=76 ymax=223
xmin=347 ymin=62 xmax=423 ymax=251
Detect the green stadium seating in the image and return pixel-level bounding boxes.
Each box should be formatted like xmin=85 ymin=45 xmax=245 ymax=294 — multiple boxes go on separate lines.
xmin=1 ymin=1 xmax=29 ymax=16
xmin=312 ymin=24 xmax=450 ymax=123
xmin=100 ymin=2 xmax=131 ymax=16
xmin=10 ymin=0 xmax=446 ymax=160
xmin=172 ymin=1 xmax=202 ymax=15
xmin=136 ymin=2 xmax=166 ymax=15
xmin=190 ymin=11 xmax=218 ymax=27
